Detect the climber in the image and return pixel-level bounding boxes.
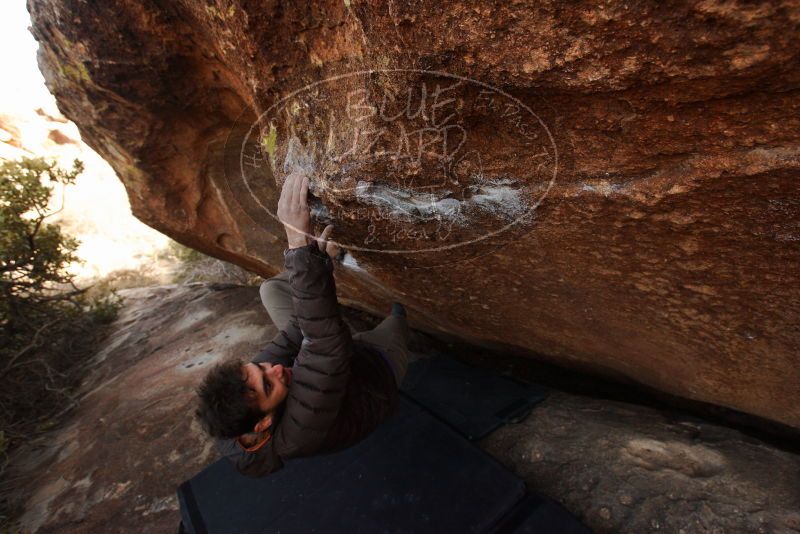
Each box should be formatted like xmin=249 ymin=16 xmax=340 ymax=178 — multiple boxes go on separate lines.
xmin=194 ymin=171 xmax=410 ymax=476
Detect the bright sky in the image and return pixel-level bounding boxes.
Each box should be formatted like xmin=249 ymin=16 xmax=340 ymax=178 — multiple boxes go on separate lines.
xmin=0 ymin=0 xmax=173 ymax=283
xmin=0 ymin=1 xmax=57 ymax=114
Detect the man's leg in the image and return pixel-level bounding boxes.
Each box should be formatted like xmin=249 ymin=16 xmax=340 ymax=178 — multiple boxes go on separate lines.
xmin=353 ymin=311 xmax=410 ymax=387
xmin=259 ymin=271 xmax=294 ymax=331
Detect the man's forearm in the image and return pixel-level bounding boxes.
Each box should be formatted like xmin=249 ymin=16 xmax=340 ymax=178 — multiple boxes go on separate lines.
xmin=252 ymin=316 xmax=303 ymax=366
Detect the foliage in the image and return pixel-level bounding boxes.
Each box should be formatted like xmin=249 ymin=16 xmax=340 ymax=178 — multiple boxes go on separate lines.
xmin=0 ymin=157 xmax=122 ymax=525
xmin=84 ymin=266 xmax=162 ymax=299
xmin=168 ymin=239 xmax=260 ymax=286
xmin=1 ymin=157 xmax=82 ymax=328
xmin=168 ymin=239 xmax=205 ymax=265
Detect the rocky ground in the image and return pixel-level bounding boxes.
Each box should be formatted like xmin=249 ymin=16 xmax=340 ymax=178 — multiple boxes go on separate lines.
xmin=482 ymin=393 xmax=800 ymax=533
xmin=8 ymin=283 xmax=800 ymax=533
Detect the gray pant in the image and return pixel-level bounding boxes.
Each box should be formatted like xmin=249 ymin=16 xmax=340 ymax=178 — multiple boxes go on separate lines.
xmin=259 ymin=272 xmax=410 ymax=386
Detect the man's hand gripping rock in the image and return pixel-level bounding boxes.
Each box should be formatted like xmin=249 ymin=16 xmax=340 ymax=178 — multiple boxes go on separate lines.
xmin=276 ymin=172 xmax=341 ymax=259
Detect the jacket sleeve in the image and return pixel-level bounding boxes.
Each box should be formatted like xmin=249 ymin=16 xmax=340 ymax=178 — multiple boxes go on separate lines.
xmin=251 ymin=314 xmax=303 ymax=367
xmin=215 ymin=437 xmax=283 ymax=477
xmin=271 ymin=241 xmax=353 ymax=458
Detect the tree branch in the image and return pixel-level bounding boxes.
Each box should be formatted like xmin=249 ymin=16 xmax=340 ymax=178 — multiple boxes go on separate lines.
xmin=0 ymin=317 xmax=61 ymax=377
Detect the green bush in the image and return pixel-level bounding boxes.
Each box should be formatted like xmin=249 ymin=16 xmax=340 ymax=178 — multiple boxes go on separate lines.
xmin=0 ymin=157 xmax=122 ymax=524
xmin=168 ymin=239 xmax=205 ymax=264
xmin=1 ymin=158 xmax=82 ymax=328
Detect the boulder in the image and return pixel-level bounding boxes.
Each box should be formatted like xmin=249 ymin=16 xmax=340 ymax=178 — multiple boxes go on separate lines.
xmin=27 ymin=0 xmax=800 ymax=427
xmin=11 ymin=284 xmax=799 ymax=532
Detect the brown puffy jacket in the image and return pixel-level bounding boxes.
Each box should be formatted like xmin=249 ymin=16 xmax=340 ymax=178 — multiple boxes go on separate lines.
xmin=216 ymin=241 xmax=398 ymax=476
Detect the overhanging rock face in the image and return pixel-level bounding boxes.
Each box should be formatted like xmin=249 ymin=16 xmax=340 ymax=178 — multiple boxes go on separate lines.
xmin=29 ymin=0 xmax=800 ymax=428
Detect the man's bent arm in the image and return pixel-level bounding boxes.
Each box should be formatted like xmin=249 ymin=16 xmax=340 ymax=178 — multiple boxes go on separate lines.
xmin=251 ymin=314 xmax=303 ymax=366
xmin=215 ymin=436 xmax=283 ymax=477
xmin=271 ymin=240 xmax=353 ymax=458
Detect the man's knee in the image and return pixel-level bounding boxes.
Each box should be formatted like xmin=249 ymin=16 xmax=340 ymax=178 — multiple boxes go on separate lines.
xmin=259 ymin=279 xmax=274 ymax=299
xmin=259 ymin=274 xmax=294 ymax=328
xmin=260 ymin=273 xmax=289 ymax=299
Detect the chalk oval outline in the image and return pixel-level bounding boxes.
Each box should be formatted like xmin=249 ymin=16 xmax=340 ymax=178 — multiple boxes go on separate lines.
xmin=238 ymin=68 xmax=558 ymax=254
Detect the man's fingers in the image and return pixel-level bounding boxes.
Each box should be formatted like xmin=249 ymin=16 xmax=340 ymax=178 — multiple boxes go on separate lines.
xmin=298 ymin=175 xmax=309 ymax=208
xmin=326 ymin=240 xmax=341 ymax=260
xmin=284 ymin=173 xmax=297 ymax=207
xmin=281 ymin=173 xmax=295 ymax=201
xmin=288 ymin=172 xmax=306 ymax=208
xmin=277 ymin=172 xmax=314 ymax=248
xmin=316 ymin=224 xmax=342 ymax=259
xmin=277 ymin=173 xmax=295 ymax=213
xmin=317 ymin=224 xmax=334 ymax=251
xmin=319 ymin=224 xmax=334 ymax=242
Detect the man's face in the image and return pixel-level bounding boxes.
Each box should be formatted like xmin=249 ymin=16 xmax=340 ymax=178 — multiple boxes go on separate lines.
xmin=242 ymin=362 xmax=292 ymax=416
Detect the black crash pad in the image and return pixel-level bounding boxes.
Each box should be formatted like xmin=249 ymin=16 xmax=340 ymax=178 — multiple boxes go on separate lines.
xmin=491 ymin=494 xmax=592 ymax=534
xmin=401 ymin=356 xmax=548 ymax=440
xmin=178 ymin=398 xmax=525 ymax=534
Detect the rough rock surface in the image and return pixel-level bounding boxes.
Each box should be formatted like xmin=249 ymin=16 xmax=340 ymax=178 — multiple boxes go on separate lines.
xmin=11 ymin=284 xmax=269 ymax=533
xmin=482 ymin=393 xmax=800 ymax=533
xmin=27 ymin=1 xmax=800 ymax=427
xmin=9 ymin=284 xmax=800 ymax=533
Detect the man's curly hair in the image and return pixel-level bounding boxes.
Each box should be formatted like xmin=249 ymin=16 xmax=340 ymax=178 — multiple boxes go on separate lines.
xmin=195 ymin=359 xmax=262 ymax=439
